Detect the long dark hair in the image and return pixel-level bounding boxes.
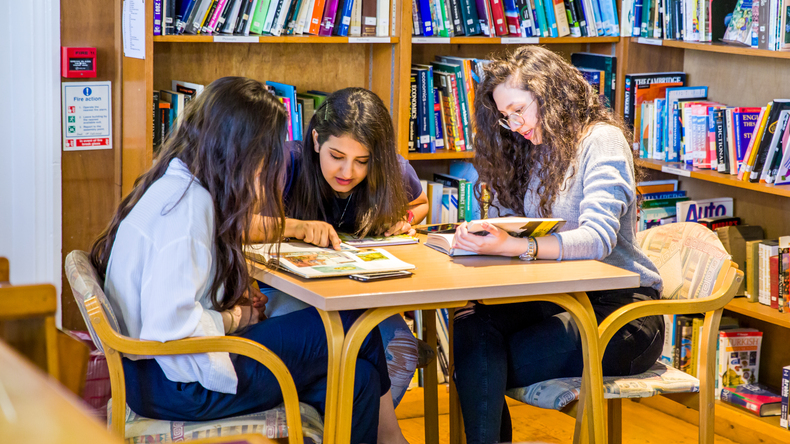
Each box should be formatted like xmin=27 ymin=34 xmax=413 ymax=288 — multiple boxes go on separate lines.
xmin=91 ymin=77 xmax=288 ymax=312
xmin=288 ymin=87 xmax=409 ymax=237
xmin=473 ymin=46 xmax=635 ymax=217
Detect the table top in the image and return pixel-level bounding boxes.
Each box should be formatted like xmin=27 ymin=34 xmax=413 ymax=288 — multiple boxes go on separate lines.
xmin=0 ymin=340 xmax=122 ymax=444
xmin=249 ymin=237 xmax=640 ymax=311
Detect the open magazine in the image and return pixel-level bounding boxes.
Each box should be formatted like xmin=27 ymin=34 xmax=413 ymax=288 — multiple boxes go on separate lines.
xmin=245 ymin=242 xmax=415 ymax=279
xmin=337 ymin=233 xmax=419 ymax=247
xmin=424 ymin=217 xmax=566 ymax=257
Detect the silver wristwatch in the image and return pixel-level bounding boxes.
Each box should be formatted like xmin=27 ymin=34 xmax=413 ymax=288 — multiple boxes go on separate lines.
xmin=518 ymin=236 xmax=538 ymax=261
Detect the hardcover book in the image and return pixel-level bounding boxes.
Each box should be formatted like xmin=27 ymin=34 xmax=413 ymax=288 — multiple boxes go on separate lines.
xmin=721 ymin=384 xmax=782 ymax=416
xmin=424 ymin=217 xmax=565 ymax=256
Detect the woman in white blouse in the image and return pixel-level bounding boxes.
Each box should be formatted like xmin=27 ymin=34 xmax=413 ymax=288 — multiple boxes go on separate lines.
xmin=89 ymin=77 xmax=405 ymax=444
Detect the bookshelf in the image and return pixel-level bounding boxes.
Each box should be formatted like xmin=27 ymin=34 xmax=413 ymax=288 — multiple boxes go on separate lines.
xmin=625 ymin=30 xmax=790 ymax=439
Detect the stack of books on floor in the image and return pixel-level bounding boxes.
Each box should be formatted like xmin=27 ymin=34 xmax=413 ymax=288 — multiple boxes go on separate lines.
xmin=411 ymin=0 xmax=621 ymax=37
xmin=155 ymin=0 xmax=394 ymax=37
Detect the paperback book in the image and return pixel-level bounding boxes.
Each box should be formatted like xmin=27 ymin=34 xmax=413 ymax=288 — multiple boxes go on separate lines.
xmin=424 ymin=217 xmax=565 ymax=256
xmin=721 ymin=384 xmax=782 ymax=416
xmin=245 ymin=242 xmax=415 ymax=278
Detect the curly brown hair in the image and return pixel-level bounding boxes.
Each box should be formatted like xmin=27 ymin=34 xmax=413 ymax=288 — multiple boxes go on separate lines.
xmin=473 ymin=46 xmax=635 ymax=217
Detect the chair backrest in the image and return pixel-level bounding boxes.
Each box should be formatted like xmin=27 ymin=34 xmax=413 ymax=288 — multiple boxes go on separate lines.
xmin=64 ymin=250 xmax=122 ymax=354
xmin=636 ymin=222 xmax=731 ymax=300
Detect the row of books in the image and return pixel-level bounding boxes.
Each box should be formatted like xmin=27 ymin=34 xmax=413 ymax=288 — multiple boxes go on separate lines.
xmin=745 ymin=236 xmax=790 ymax=312
xmin=409 ymin=57 xmax=486 ymax=153
xmin=152 ymin=78 xmax=329 ymax=151
xmin=154 ymin=0 xmax=392 ymax=38
xmin=420 ymin=173 xmax=475 ymax=225
xmin=411 ymin=0 xmax=620 ymax=37
xmin=636 ymin=180 xmax=736 ymax=230
xmin=621 ymin=0 xmax=790 ymax=51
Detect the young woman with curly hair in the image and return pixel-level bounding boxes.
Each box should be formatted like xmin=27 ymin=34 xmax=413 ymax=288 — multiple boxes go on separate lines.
xmin=450 ymin=46 xmax=664 ymax=443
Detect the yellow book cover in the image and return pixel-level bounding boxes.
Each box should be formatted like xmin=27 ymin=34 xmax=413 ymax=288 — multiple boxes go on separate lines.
xmin=741 ymin=103 xmax=772 ymax=181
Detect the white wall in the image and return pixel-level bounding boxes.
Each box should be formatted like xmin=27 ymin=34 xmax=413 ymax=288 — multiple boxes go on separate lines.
xmin=0 ymin=0 xmax=63 ymax=324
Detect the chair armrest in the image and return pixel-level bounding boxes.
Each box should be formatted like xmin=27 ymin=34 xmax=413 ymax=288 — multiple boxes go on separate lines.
xmin=597 ymin=266 xmax=743 ymax=348
xmin=84 ymin=297 xmax=304 ymax=444
xmin=0 ymin=257 xmax=8 ymax=283
xmin=0 ymin=284 xmax=57 ymax=319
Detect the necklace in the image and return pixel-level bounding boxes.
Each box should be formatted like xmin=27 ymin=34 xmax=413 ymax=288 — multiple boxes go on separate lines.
xmin=338 ymin=192 xmax=353 ymax=222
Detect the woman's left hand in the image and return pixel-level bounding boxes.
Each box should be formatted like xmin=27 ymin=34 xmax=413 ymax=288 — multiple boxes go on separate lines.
xmin=452 ymin=221 xmax=520 ymax=256
xmin=384 ymin=220 xmax=416 ymax=237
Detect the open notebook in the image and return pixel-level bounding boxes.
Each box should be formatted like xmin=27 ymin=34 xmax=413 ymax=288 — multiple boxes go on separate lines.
xmin=245 ymin=242 xmax=415 ymax=279
xmin=424 ymin=217 xmax=566 ymax=257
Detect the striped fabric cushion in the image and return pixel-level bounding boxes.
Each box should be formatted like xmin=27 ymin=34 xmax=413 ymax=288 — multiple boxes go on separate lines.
xmin=636 ymin=222 xmax=730 ymax=300
xmin=112 ymin=402 xmax=324 ymax=444
xmin=506 ymin=361 xmax=699 ymax=410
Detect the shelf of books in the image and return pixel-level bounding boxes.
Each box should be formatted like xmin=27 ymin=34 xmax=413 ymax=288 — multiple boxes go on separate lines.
xmin=630 ymin=38 xmax=790 ymax=61
xmin=153 ymin=35 xmax=399 ymax=43
xmin=726 ymin=298 xmax=790 ymax=330
xmin=411 ymin=36 xmax=619 ymax=44
xmin=636 ymin=159 xmax=790 ymax=199
xmin=406 ymin=150 xmax=475 ymax=160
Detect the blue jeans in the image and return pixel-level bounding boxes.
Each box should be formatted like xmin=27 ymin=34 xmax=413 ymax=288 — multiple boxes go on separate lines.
xmin=262 ymin=284 xmax=418 ymax=406
xmin=453 ymin=287 xmax=664 ymax=444
xmin=123 ymin=307 xmax=390 ymax=444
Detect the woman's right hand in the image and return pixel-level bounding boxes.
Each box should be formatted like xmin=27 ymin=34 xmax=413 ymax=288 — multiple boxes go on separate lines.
xmin=289 ymin=219 xmax=342 ymax=250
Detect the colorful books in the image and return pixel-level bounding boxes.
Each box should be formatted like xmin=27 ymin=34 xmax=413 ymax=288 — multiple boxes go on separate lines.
xmin=721 ymin=384 xmax=782 ymax=416
xmin=717 ymin=329 xmax=763 ymax=397
xmin=245 ymin=242 xmax=415 ymax=278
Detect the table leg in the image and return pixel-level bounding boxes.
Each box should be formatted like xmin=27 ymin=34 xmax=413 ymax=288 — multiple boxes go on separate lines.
xmin=335 ymin=302 xmax=467 ymax=444
xmin=318 ymin=310 xmax=344 ymax=444
xmin=422 ymin=310 xmax=440 ymax=444
xmin=479 ymin=293 xmax=605 ymax=444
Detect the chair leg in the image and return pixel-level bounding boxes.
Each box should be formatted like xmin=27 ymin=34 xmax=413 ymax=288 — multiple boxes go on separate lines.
xmin=607 ymin=399 xmax=622 ymax=444
xmin=699 ymin=393 xmax=714 ymax=444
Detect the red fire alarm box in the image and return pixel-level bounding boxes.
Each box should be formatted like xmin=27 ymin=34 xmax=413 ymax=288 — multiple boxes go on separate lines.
xmin=61 ymin=47 xmax=97 ymax=78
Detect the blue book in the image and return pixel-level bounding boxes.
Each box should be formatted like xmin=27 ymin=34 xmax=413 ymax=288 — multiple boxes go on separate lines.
xmin=411 ymin=69 xmax=432 ymax=153
xmin=542 ymin=0 xmax=558 ymax=37
xmin=781 ymin=367 xmax=790 ymax=427
xmin=433 ymin=88 xmax=445 ymax=149
xmin=266 ymin=81 xmax=302 ymax=141
xmin=665 ymin=86 xmax=708 ymax=163
xmin=640 ymin=190 xmax=687 ymax=201
xmin=597 ymin=0 xmax=617 ymax=35
xmin=335 ymin=0 xmax=356 ymax=36
xmin=176 ymin=0 xmax=199 ymax=34
xmin=631 ymin=0 xmax=642 ymax=37
xmin=418 ymin=0 xmax=435 ymax=36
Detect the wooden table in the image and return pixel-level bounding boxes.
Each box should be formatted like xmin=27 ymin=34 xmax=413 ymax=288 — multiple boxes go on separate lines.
xmin=0 ymin=340 xmax=122 ymax=444
xmin=249 ymin=240 xmax=640 ymax=444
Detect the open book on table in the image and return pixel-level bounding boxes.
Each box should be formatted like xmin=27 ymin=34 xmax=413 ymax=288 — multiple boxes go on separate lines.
xmin=245 ymin=242 xmax=415 ymax=279
xmin=424 ymin=217 xmax=566 ymax=257
xmin=337 ymin=233 xmax=419 ymax=247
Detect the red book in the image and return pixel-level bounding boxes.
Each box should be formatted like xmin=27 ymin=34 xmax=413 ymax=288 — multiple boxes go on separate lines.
xmin=721 ymin=384 xmax=782 ymax=416
xmin=488 ymin=0 xmax=508 ymax=36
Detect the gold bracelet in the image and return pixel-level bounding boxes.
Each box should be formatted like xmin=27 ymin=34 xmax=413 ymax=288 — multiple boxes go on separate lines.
xmin=228 ymin=305 xmax=243 ymax=334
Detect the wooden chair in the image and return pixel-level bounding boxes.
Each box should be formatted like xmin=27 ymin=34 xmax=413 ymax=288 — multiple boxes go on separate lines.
xmin=0 ymin=256 xmax=61 ymax=381
xmin=65 ymin=250 xmax=319 ymax=444
xmin=506 ymin=222 xmax=744 ymax=444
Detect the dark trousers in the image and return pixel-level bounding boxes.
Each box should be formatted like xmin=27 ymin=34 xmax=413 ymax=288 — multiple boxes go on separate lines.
xmin=123 ymin=307 xmax=391 ymax=444
xmin=453 ymin=287 xmax=664 ymax=444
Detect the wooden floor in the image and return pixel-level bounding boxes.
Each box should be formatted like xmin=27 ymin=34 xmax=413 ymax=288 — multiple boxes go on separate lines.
xmin=395 ymin=386 xmax=741 ymax=444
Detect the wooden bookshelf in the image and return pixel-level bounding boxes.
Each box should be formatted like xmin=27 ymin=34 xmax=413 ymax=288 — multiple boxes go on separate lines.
xmin=411 ymin=36 xmax=619 ymax=44
xmin=631 ymin=37 xmax=790 ymax=60
xmin=406 ymin=150 xmax=475 ymax=160
xmin=153 ymin=35 xmax=399 ymax=43
xmin=726 ymin=298 xmax=790 ymax=330
xmin=636 ymin=159 xmax=790 ymax=198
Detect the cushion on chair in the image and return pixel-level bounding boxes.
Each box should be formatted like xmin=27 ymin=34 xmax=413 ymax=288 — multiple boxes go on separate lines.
xmin=65 ymin=251 xmax=122 ymax=354
xmin=110 ymin=401 xmax=325 ymax=444
xmin=506 ymin=361 xmax=699 ymax=410
xmin=635 ymin=223 xmax=730 ymax=300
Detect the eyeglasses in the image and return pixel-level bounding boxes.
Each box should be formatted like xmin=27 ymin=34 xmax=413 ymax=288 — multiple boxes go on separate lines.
xmin=497 ymin=99 xmax=536 ymax=131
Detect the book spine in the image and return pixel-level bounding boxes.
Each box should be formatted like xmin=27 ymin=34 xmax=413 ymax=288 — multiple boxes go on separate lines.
xmin=409 ymin=75 xmax=418 ymax=152
xmin=209 ymin=0 xmax=231 ymax=32
xmin=782 ymin=366 xmax=790 ymax=428
xmin=460 ymin=0 xmax=481 ymax=34
xmin=448 ymin=0 xmax=465 ymax=34
xmin=720 ymin=390 xmax=760 ymax=415
xmin=490 ymin=0 xmax=509 ymax=35
xmin=360 ymin=0 xmax=378 ymax=35
xmin=154 ymin=0 xmax=164 ymax=35
xmin=319 ymin=0 xmax=342 ymax=35
xmin=433 ymin=87 xmax=445 ymax=149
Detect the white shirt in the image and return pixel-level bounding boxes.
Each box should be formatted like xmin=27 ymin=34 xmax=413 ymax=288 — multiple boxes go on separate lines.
xmin=104 ymin=158 xmax=238 ymax=394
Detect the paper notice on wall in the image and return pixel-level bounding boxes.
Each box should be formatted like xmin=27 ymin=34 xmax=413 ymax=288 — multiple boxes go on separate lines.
xmin=62 ymin=81 xmax=112 ymax=151
xmin=123 ymin=0 xmax=145 ymax=59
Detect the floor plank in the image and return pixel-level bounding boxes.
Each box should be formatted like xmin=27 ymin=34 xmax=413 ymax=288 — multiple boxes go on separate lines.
xmin=396 ymin=386 xmax=741 ymax=444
